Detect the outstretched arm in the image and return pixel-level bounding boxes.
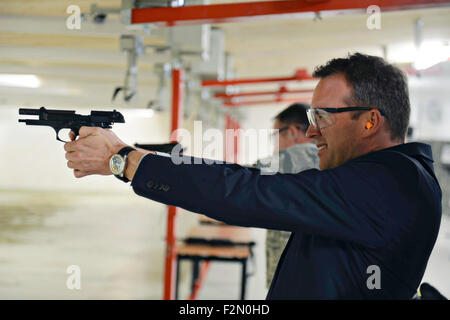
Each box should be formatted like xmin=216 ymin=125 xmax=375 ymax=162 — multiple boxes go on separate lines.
xmin=64 ymin=127 xmax=387 ymax=249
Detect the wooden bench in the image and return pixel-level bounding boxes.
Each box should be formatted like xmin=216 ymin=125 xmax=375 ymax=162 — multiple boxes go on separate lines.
xmin=175 ymin=224 xmax=254 ymax=300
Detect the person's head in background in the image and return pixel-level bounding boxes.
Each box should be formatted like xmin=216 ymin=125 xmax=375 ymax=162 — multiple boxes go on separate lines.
xmin=273 ymin=103 xmax=314 ymax=153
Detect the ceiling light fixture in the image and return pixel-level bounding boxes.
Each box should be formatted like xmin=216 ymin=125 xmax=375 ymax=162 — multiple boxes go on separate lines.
xmin=413 ymin=41 xmax=450 ymax=70
xmin=0 ymin=74 xmax=41 ymax=88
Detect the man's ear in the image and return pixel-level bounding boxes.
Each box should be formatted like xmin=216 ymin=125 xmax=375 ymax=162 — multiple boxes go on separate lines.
xmin=288 ymin=125 xmax=297 ymax=139
xmin=362 ymin=110 xmax=382 ymax=136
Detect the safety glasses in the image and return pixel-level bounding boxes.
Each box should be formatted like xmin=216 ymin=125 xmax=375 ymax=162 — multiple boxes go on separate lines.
xmin=306 ymin=107 xmax=385 ymax=130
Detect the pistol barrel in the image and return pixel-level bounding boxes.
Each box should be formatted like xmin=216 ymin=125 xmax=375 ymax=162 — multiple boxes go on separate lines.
xmin=19 ymin=108 xmax=41 ymax=115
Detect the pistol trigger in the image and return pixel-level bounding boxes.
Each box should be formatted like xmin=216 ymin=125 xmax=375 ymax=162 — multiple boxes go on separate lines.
xmin=72 ymin=127 xmax=80 ymax=137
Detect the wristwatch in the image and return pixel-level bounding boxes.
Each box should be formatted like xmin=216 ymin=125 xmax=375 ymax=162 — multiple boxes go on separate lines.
xmin=109 ymin=146 xmax=136 ymax=182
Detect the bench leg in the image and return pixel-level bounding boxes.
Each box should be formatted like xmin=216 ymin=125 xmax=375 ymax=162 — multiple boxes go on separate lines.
xmin=192 ymin=259 xmax=200 ymax=295
xmin=175 ymin=257 xmax=181 ymax=300
xmin=241 ymin=258 xmax=247 ymax=300
xmin=189 ymin=260 xmax=211 ymax=300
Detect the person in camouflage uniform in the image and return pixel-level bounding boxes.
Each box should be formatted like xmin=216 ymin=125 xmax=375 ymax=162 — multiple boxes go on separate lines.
xmin=256 ymin=103 xmax=319 ymax=288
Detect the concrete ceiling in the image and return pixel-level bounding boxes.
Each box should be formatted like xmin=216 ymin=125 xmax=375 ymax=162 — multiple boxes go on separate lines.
xmin=0 ymin=1 xmax=449 ymax=108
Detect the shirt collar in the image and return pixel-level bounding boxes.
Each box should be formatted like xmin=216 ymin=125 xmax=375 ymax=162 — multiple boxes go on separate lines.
xmin=383 ymin=142 xmax=434 ymax=162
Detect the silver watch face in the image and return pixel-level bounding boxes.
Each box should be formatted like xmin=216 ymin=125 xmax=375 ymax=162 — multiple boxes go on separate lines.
xmin=110 ymin=154 xmax=125 ymax=176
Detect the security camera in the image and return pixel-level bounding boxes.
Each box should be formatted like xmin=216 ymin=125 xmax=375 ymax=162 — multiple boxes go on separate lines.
xmin=93 ymin=13 xmax=107 ymax=24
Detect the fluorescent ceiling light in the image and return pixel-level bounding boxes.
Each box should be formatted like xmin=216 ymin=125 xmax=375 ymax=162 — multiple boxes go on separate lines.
xmin=388 ymin=41 xmax=450 ymax=70
xmin=0 ymin=74 xmax=41 ymax=88
xmin=414 ymin=41 xmax=450 ymax=70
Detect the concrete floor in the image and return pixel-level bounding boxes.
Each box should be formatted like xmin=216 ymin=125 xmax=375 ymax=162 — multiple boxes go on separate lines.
xmin=0 ymin=189 xmax=448 ymax=299
xmin=0 ymin=189 xmax=267 ymax=300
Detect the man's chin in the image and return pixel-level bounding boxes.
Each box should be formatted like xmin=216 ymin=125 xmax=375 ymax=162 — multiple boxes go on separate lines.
xmin=317 ymin=146 xmax=329 ymax=170
xmin=318 ymin=158 xmax=328 ymax=170
xmin=320 ymin=157 xmax=345 ymax=170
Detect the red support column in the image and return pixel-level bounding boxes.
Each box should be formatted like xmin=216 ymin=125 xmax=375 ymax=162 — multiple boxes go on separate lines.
xmin=224 ymin=114 xmax=232 ymax=163
xmin=233 ymin=118 xmax=240 ymax=164
xmin=224 ymin=114 xmax=240 ymax=163
xmin=164 ymin=68 xmax=184 ymax=300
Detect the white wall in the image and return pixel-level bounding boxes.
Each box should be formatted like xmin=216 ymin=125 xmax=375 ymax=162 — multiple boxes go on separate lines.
xmin=238 ymin=102 xmax=288 ymax=165
xmin=409 ymin=61 xmax=450 ymax=141
xmin=422 ymin=215 xmax=450 ymax=297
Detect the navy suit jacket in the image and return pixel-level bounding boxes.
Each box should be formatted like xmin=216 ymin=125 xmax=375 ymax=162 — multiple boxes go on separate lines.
xmin=131 ymin=142 xmax=442 ymax=299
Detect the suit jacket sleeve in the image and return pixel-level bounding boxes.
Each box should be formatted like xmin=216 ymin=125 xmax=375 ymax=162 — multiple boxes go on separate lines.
xmin=131 ymin=153 xmax=389 ymax=248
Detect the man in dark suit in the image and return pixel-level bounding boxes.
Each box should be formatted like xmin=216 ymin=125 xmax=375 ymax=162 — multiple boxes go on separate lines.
xmin=64 ymin=53 xmax=442 ymax=299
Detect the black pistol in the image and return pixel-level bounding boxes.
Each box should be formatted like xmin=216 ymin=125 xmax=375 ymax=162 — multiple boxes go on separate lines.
xmin=18 ymin=107 xmax=125 ymax=142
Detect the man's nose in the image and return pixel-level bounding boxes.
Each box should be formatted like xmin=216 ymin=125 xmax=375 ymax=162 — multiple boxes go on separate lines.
xmin=306 ymin=124 xmax=320 ymax=139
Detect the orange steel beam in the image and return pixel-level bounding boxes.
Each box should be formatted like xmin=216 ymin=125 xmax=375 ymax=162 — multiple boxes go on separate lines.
xmin=223 ymin=96 xmax=312 ymax=107
xmin=203 ymin=69 xmax=312 ymax=87
xmin=214 ymin=88 xmax=313 ymax=99
xmin=130 ymin=0 xmax=450 ymax=26
xmin=163 ymin=68 xmax=184 ymax=300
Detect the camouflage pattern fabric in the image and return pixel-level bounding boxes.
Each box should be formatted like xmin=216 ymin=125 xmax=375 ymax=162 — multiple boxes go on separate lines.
xmin=256 ymin=143 xmax=319 ymax=288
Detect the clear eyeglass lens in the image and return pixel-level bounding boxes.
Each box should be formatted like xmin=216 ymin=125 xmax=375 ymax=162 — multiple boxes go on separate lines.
xmin=308 ymin=109 xmax=334 ymax=129
xmin=307 ymin=109 xmax=316 ymax=128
